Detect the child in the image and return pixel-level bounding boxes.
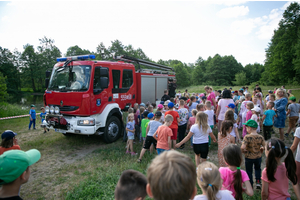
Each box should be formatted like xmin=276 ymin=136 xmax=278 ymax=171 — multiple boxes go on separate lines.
xmin=122 ymin=106 xmax=129 ymax=142
xmin=156 ymin=104 xmax=164 ymax=124
xmin=0 ymin=130 xmax=21 ymax=155
xmin=262 ymin=101 xmax=276 ymax=140
xmin=175 ymin=112 xmax=217 ymax=166
xmin=40 ymin=107 xmax=48 ymax=133
xmin=196 ymin=104 xmax=205 ymax=112
xmin=138 ymin=107 xmax=145 ymax=142
xmin=146 ymin=150 xmax=197 ymax=200
xmin=220 ymin=144 xmax=253 ymax=199
xmin=204 ymin=101 xmax=214 ymax=147
xmin=269 ymin=94 xmax=275 ymax=102
xmin=261 ymin=139 xmax=300 ymax=200
xmin=237 ymin=96 xmax=245 ymax=129
xmin=153 ymin=114 xmax=173 ymax=155
xmin=251 ymin=107 xmax=261 ymax=133
xmin=195 ymin=161 xmax=235 ymax=200
xmin=188 ymin=96 xmax=198 ymax=117
xmin=28 ymin=104 xmax=36 ymax=130
xmin=126 ymin=113 xmax=137 ymax=155
xmin=177 ymin=100 xmax=189 ymax=149
xmin=240 ymin=94 xmax=252 ymax=131
xmin=224 ymin=110 xmax=240 ymax=143
xmin=226 ymin=103 xmax=237 ymax=120
xmin=115 ymin=169 xmax=147 ymax=200
xmin=141 ymin=111 xmax=150 ymax=145
xmin=165 ymin=102 xmax=180 ymax=148
xmin=186 ymin=109 xmax=197 ymax=147
xmin=137 ymin=111 xmax=162 ymax=162
xmin=242 ymin=102 xmax=254 ymax=138
xmin=241 ymin=119 xmax=265 ymax=189
xmin=218 ymin=121 xmax=235 ymax=167
xmin=0 ymin=149 xmax=41 ymax=199
xmin=285 ymin=96 xmax=300 ymax=137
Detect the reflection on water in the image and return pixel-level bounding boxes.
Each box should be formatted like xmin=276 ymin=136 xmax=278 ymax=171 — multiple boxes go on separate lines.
xmin=8 ymin=94 xmax=44 ymax=110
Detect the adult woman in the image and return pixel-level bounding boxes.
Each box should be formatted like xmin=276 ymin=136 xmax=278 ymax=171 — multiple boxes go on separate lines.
xmin=216 ymin=90 xmax=234 ymax=132
xmin=273 ymin=88 xmax=288 ymax=140
xmin=204 ymin=86 xmax=216 ymax=110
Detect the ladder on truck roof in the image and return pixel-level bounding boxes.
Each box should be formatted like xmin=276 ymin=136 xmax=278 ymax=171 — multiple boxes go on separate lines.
xmin=115 ymin=55 xmax=175 ymax=74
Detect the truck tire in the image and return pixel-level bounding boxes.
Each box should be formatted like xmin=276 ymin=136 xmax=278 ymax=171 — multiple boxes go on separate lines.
xmin=103 ymin=116 xmax=121 ymax=143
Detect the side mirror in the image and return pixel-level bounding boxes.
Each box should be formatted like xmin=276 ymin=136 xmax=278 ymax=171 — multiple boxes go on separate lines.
xmin=100 ymin=77 xmax=108 ymax=89
xmin=45 ymin=78 xmax=49 ymax=88
xmin=46 ymin=70 xmax=51 ymax=78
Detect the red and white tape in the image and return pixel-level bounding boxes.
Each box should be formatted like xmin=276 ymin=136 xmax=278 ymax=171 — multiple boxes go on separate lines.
xmin=0 ymin=113 xmax=41 ymax=121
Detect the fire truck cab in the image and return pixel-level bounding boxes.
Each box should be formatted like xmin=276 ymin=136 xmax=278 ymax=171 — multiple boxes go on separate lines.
xmin=43 ymin=55 xmax=175 ymax=143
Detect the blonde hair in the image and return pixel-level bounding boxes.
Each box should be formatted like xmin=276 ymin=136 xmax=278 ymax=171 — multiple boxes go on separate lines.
xmin=128 ymin=108 xmax=134 ymax=114
xmin=204 ymin=85 xmax=210 ymax=90
xmin=246 ymin=102 xmax=254 ymax=110
xmin=205 ymin=101 xmax=211 ymax=109
xmin=128 ymin=113 xmax=134 ymax=121
xmin=245 ymin=93 xmax=251 ymax=100
xmin=275 ymin=88 xmax=288 ymax=99
xmin=197 ymin=161 xmax=221 ymax=200
xmin=147 ymin=151 xmax=196 ymax=200
xmin=179 ymin=99 xmax=185 ymax=106
xmin=196 ymin=112 xmax=209 ymax=133
xmin=164 ymin=114 xmax=174 ymax=123
xmin=140 ymin=107 xmax=145 ymax=113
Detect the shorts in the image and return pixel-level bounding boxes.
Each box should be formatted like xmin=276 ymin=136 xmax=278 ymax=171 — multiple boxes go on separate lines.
xmin=170 ymin=128 xmax=178 ymax=140
xmin=193 ymin=143 xmax=209 ymax=159
xmin=143 ymin=136 xmax=157 ymax=149
xmin=128 ymin=135 xmax=134 ymax=140
xmin=157 ymin=148 xmax=169 ymax=155
xmin=296 ymin=161 xmax=300 ymax=185
xmin=289 ymin=116 xmax=299 ymax=128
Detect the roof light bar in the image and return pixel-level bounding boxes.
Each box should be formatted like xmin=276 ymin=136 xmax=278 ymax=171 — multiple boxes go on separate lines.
xmin=56 ymin=55 xmax=96 ymax=62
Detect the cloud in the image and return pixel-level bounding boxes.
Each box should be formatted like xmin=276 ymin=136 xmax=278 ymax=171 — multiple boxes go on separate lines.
xmin=231 ymin=17 xmax=264 ymax=35
xmin=218 ymin=6 xmax=249 ymax=18
xmin=1 ymin=16 xmax=9 ymax=22
xmin=214 ymin=1 xmax=248 ymax=6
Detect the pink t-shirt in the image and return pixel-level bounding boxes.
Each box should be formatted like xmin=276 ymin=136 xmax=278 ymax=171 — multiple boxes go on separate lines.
xmin=155 ymin=125 xmax=173 ymax=150
xmin=207 ymin=92 xmax=216 ymax=105
xmin=219 ymin=167 xmax=250 ymax=198
xmin=218 ymin=99 xmax=234 ymax=120
xmin=261 ymin=163 xmax=290 ymax=199
xmin=188 ymin=117 xmax=196 ymax=130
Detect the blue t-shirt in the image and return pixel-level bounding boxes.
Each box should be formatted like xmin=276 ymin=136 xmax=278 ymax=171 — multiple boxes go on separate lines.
xmin=40 ymin=112 xmax=46 ymax=122
xmin=29 ymin=109 xmax=36 ymax=119
xmin=126 ymin=121 xmax=135 ymax=136
xmin=263 ymin=109 xmax=276 ymax=126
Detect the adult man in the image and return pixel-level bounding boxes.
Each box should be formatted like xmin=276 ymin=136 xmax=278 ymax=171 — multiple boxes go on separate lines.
xmin=168 ymin=78 xmax=177 ymax=98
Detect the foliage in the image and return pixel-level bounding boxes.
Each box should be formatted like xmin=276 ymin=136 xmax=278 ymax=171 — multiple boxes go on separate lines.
xmin=0 ymin=72 xmax=8 ymax=102
xmin=233 ymin=71 xmax=247 ymax=86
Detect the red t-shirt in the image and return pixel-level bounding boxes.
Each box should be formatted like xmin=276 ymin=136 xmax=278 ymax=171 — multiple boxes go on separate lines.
xmin=165 ymin=110 xmax=180 ymax=129
xmin=0 ymin=145 xmax=21 ymax=155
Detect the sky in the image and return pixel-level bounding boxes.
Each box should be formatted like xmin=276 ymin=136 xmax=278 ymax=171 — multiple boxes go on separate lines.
xmin=0 ymin=1 xmax=297 ymax=66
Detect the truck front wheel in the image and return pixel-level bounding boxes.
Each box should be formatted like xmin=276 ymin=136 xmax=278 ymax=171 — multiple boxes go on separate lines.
xmin=103 ymin=116 xmax=121 ymax=143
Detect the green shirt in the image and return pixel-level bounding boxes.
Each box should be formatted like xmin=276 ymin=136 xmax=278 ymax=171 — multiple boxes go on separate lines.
xmin=122 ymin=112 xmax=129 ymax=125
xmin=141 ymin=118 xmax=150 ymax=137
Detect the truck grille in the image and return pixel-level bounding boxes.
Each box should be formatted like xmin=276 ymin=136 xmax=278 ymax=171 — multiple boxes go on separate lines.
xmin=49 ymin=105 xmax=79 ymax=112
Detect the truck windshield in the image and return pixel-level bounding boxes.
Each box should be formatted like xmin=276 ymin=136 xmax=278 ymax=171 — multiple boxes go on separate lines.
xmin=48 ymin=65 xmax=91 ymax=91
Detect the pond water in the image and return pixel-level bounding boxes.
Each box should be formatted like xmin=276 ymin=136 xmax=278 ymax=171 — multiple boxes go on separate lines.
xmin=8 ymin=93 xmax=44 ymax=110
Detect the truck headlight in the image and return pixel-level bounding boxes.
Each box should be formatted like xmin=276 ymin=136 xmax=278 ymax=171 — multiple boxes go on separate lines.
xmin=50 ymin=106 xmax=54 ymax=114
xmin=77 ymin=119 xmax=95 ymax=126
xmin=45 ymin=106 xmax=50 ymax=113
xmin=54 ymin=106 xmax=60 ymax=114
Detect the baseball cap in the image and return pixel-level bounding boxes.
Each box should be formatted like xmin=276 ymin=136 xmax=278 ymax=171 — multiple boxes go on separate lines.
xmin=157 ymin=104 xmax=163 ymax=109
xmin=226 ymin=103 xmax=235 ymax=109
xmin=1 ymin=130 xmax=17 ymax=140
xmin=268 ymin=90 xmax=273 ymax=94
xmin=168 ymin=102 xmax=174 ymax=108
xmin=251 ymin=107 xmax=261 ymax=112
xmin=164 ymin=100 xmax=170 ymax=106
xmin=155 ymin=111 xmax=162 ymax=117
xmin=140 ymin=103 xmax=145 ymax=107
xmin=289 ymin=96 xmax=296 ymax=101
xmin=143 ymin=111 xmax=150 ymax=118
xmin=243 ymin=119 xmax=258 ymax=128
xmin=0 ymin=149 xmax=41 ymax=185
xmin=147 ymin=113 xmax=154 ymax=119
xmin=30 ymin=104 xmax=35 ymax=107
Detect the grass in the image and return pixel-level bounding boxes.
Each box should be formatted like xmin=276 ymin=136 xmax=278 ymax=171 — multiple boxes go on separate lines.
xmin=0 ymin=102 xmax=29 ymax=118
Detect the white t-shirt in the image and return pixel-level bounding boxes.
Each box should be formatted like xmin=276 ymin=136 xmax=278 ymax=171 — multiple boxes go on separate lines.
xmin=294 ymin=127 xmax=300 ymax=162
xmin=251 ymin=114 xmax=258 ymax=123
xmin=230 ymin=123 xmax=238 ymax=137
xmin=218 ymin=99 xmax=234 ymax=120
xmin=193 ymin=190 xmax=235 ymax=200
xmin=204 ymin=110 xmax=214 ymax=126
xmin=190 ymin=124 xmax=212 ymax=144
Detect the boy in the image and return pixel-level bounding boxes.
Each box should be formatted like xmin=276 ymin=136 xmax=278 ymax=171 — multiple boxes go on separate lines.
xmin=153 ymin=114 xmax=173 ymax=155
xmin=28 ymin=105 xmax=36 ymax=130
xmin=137 ymin=111 xmax=162 ymax=162
xmin=285 ymin=96 xmax=300 ymax=137
xmin=262 ymin=101 xmax=276 ymax=140
xmin=165 ymin=102 xmax=180 ymax=148
xmin=269 ymin=94 xmax=275 ymax=102
xmin=241 ymin=119 xmax=265 ymax=190
xmin=0 ymin=130 xmax=21 ymax=155
xmin=0 ymin=149 xmax=41 ymax=199
xmin=141 ymin=111 xmax=150 ymax=145
xmin=40 ymin=107 xmax=48 ymax=133
xmin=146 ymin=150 xmax=197 ymax=200
xmin=115 ymin=169 xmax=147 ymax=200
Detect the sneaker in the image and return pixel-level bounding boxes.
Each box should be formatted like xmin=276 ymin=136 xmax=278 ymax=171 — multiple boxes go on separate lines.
xmin=43 ymin=131 xmax=47 ymax=134
xmin=256 ymin=180 xmax=261 ymax=190
xmin=131 ymin=152 xmax=138 ymax=156
xmin=126 ymin=151 xmax=130 ymax=154
xmin=284 ymin=133 xmax=289 ymax=138
xmin=33 ymin=128 xmax=36 ymax=130
xmin=137 ymin=159 xmax=142 ymax=163
xmin=47 ymin=129 xmax=50 ymax=131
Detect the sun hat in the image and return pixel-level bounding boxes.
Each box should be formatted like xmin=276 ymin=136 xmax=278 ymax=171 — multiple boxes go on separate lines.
xmin=155 ymin=111 xmax=162 ymax=117
xmin=168 ymin=102 xmax=174 ymax=108
xmin=251 ymin=107 xmax=261 ymax=113
xmin=164 ymin=100 xmax=170 ymax=106
xmin=1 ymin=130 xmax=17 ymax=140
xmin=243 ymin=119 xmax=258 ymax=128
xmin=157 ymin=104 xmax=163 ymax=109
xmin=140 ymin=103 xmax=146 ymax=107
xmin=289 ymin=96 xmax=296 ymax=101
xmin=147 ymin=113 xmax=154 ymax=119
xmin=0 ymin=149 xmax=41 ymax=185
xmin=226 ymin=103 xmax=235 ymax=109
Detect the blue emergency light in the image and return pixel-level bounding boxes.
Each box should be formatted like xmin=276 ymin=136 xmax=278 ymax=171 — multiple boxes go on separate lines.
xmin=56 ymin=55 xmax=96 ymax=62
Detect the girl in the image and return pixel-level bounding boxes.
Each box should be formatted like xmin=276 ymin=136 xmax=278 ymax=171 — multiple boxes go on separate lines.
xmin=186 ymin=109 xmax=197 ymax=148
xmin=188 ymin=96 xmax=198 ymax=117
xmin=175 ymin=112 xmax=217 ymax=166
xmin=194 ymin=161 xmax=235 ymax=200
xmin=242 ymin=102 xmax=254 ymax=138
xmin=262 ymin=139 xmax=300 ymax=200
xmin=220 ymin=144 xmax=253 ymax=200
xmin=225 ymin=110 xmax=240 ymax=143
xmin=0 ymin=130 xmax=21 ymax=155
xmin=216 ymin=90 xmax=234 ymax=132
xmin=251 ymin=107 xmax=261 ymax=133
xmin=218 ymin=121 xmax=235 ymax=167
xmin=126 ymin=113 xmax=137 ymax=155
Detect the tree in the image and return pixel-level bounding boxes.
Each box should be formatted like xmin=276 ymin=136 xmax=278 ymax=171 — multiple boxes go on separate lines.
xmin=66 ymin=45 xmax=92 ymax=56
xmin=171 ymin=62 xmax=190 ymax=87
xmin=0 ymin=72 xmax=8 ymax=102
xmin=233 ymin=71 xmax=247 ymax=85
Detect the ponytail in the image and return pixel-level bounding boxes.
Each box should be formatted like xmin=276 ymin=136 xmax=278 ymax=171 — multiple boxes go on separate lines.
xmin=206 ymin=184 xmax=218 ymax=200
xmin=189 ymin=96 xmax=195 ymax=107
xmin=233 ymin=168 xmax=243 ymax=200
xmin=221 ymin=121 xmax=233 ymax=138
xmin=266 ymin=146 xmax=278 ymax=182
xmin=285 ymin=147 xmax=297 ymax=185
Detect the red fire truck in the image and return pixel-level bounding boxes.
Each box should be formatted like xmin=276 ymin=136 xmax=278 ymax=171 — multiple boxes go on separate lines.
xmin=43 ymin=55 xmax=175 ymax=143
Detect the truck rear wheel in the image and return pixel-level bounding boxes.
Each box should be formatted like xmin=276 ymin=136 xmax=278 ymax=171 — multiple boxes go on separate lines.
xmin=103 ymin=116 xmax=121 ymax=143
